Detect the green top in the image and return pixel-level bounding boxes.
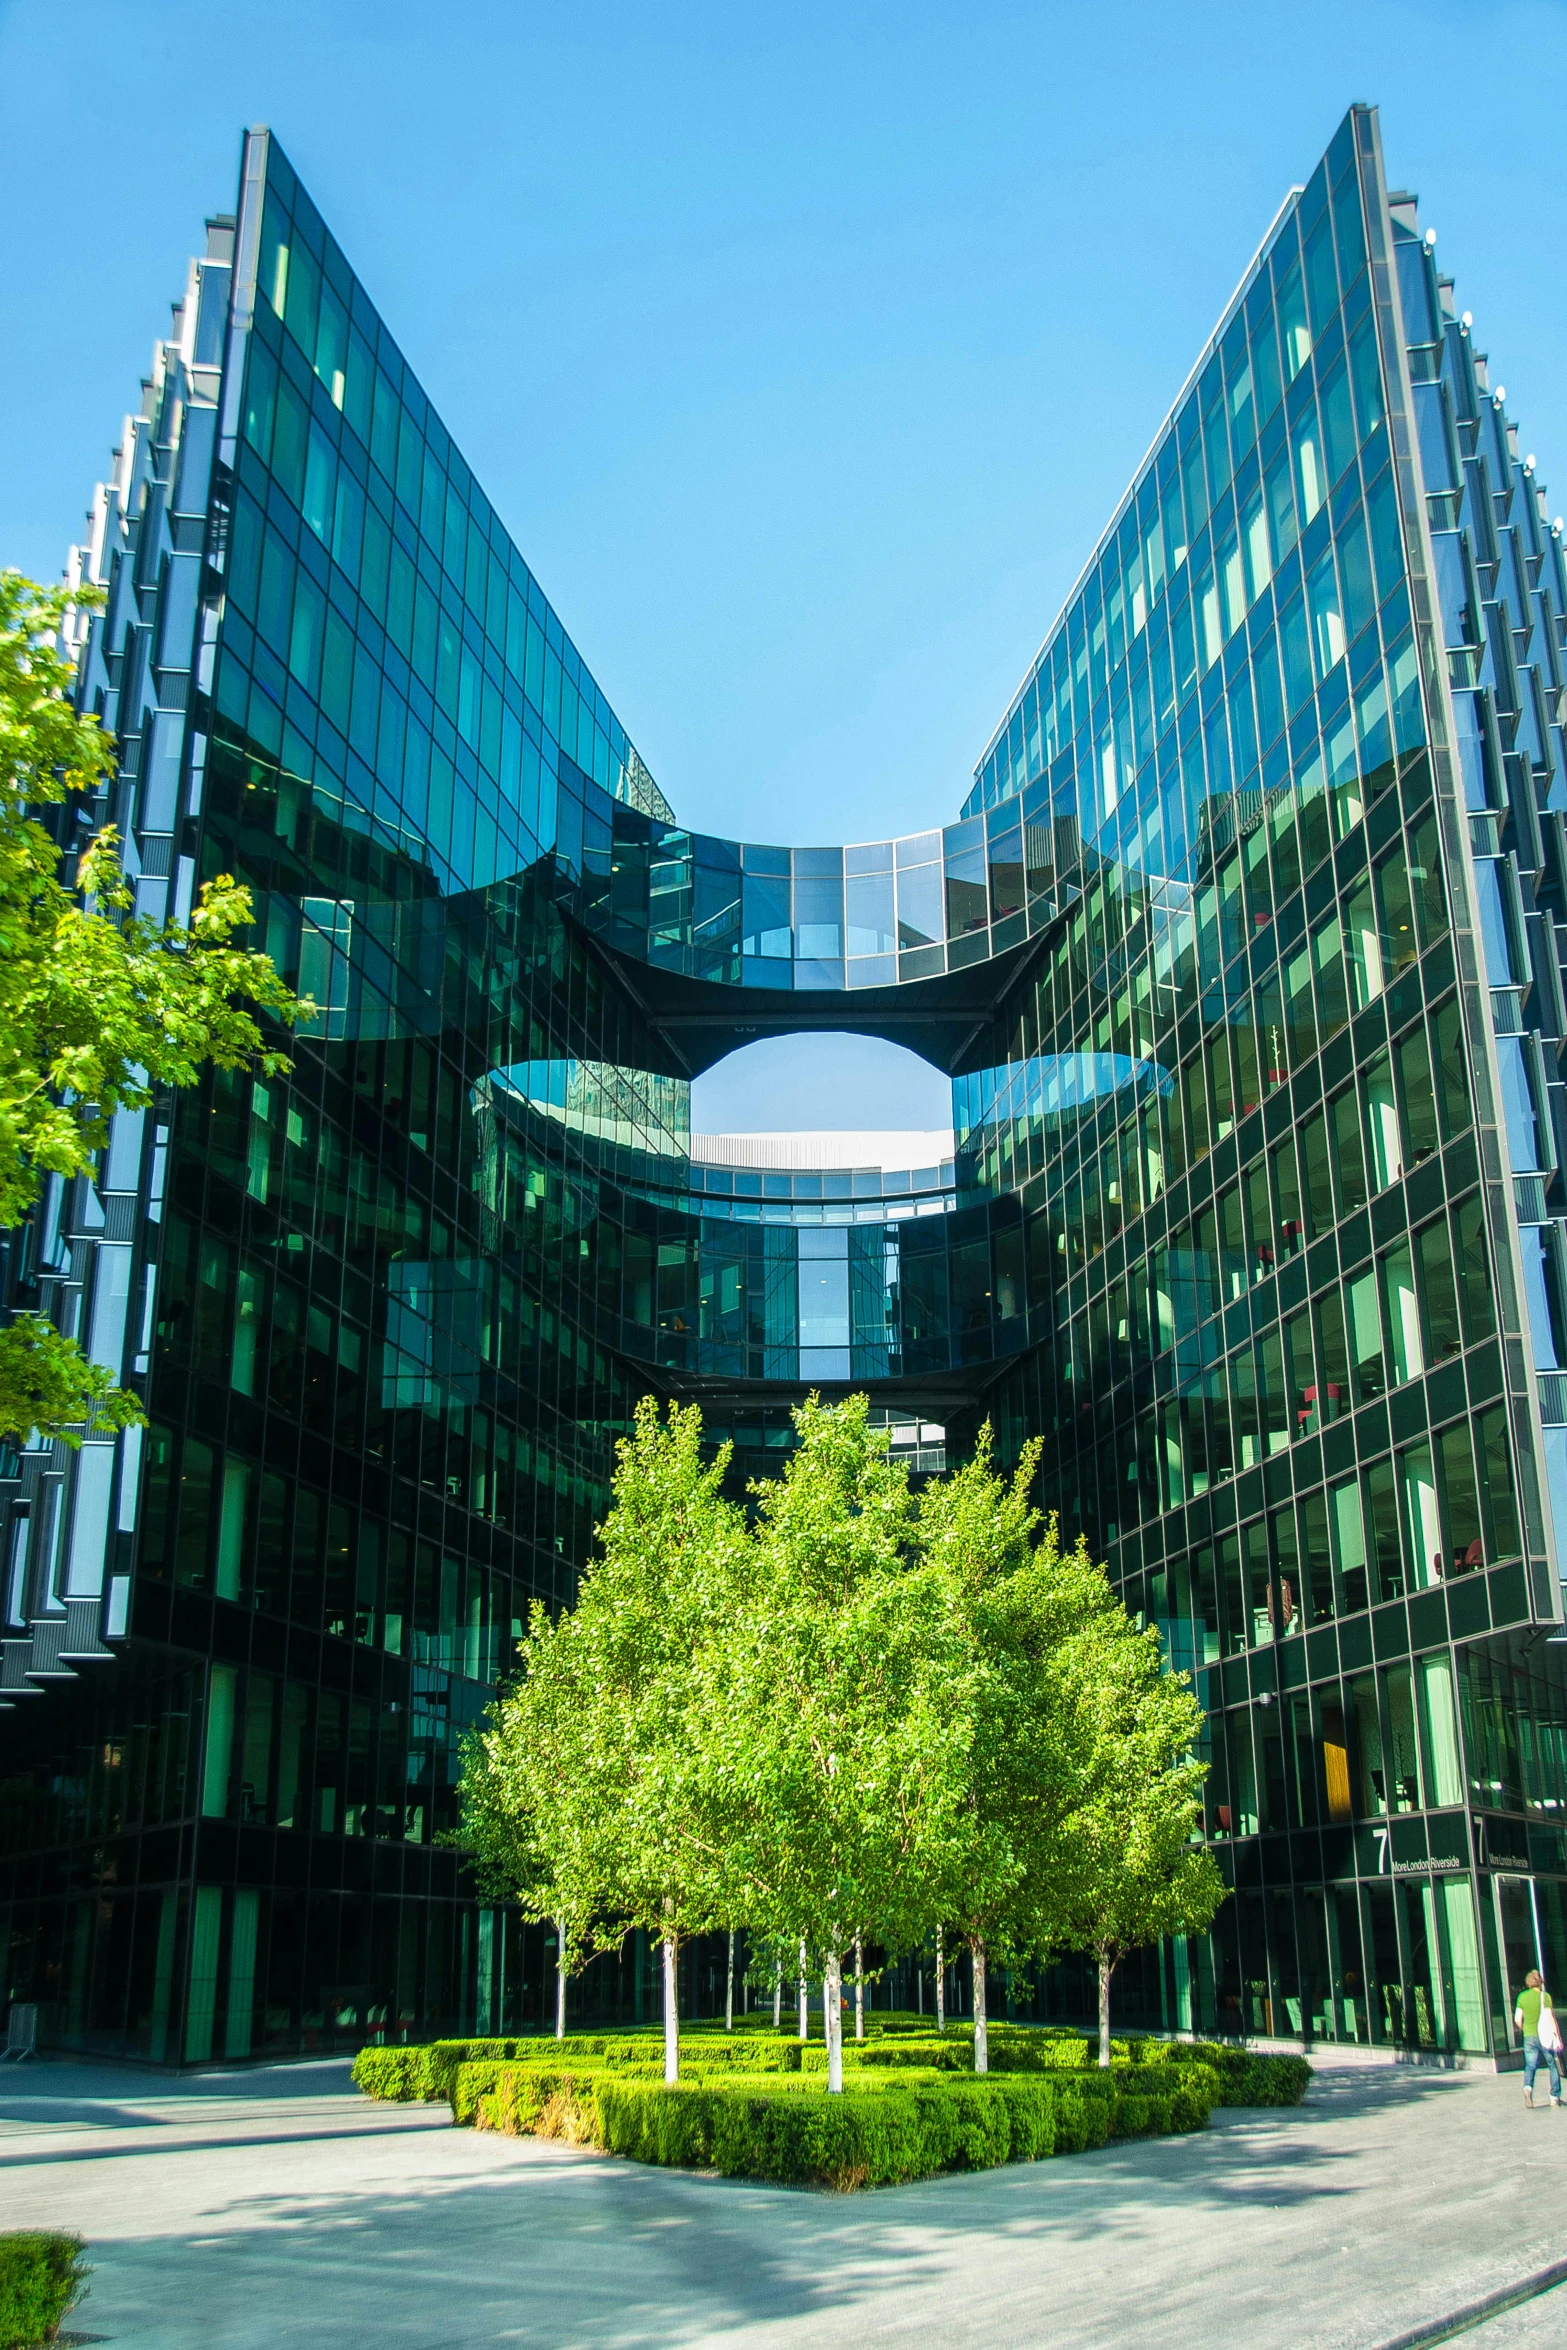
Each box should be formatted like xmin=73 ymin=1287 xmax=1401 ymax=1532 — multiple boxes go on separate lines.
xmin=1516 ymin=1986 xmax=1554 ymax=2034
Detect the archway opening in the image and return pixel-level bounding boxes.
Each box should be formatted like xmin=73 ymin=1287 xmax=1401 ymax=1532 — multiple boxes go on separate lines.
xmin=691 ymin=1031 xmax=950 ymax=1143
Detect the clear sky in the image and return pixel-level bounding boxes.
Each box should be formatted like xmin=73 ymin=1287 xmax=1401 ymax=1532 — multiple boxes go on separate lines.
xmin=4 ymin=0 xmax=1565 ymax=1130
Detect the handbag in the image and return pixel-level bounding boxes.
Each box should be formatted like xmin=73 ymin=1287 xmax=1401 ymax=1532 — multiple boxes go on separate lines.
xmin=1538 ymin=1998 xmax=1563 ymax=2054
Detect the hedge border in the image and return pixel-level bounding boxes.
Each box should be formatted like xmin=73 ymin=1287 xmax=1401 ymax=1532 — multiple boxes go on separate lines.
xmin=489 ymin=2062 xmax=1227 ymax=2187
xmin=352 ymin=2032 xmax=1310 ymax=2115
xmin=0 ymin=2231 xmax=91 ymax=2350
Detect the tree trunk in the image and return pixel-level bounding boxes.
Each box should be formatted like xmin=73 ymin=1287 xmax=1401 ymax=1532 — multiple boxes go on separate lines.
xmin=798 ymin=1940 xmax=808 ymax=2039
xmin=773 ymin=1961 xmax=782 ymax=2030
xmin=935 ymin=1925 xmax=946 ymax=2030
xmin=662 ymin=1932 xmax=680 ymax=2084
xmin=967 ymin=1936 xmax=991 ymax=2068
xmin=725 ymin=1931 xmax=734 ymax=2032
xmin=854 ymin=1937 xmax=864 ymax=2042
xmin=1098 ymin=1946 xmax=1114 ymax=2069
xmin=824 ymin=1946 xmax=844 ymax=2092
xmin=554 ymin=1916 xmax=567 ymax=2041
xmin=917 ymin=1964 xmax=923 ymax=2016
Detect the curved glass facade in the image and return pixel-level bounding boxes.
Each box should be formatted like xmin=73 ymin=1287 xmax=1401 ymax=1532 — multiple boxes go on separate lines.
xmin=7 ymin=104 xmax=1567 ymax=2063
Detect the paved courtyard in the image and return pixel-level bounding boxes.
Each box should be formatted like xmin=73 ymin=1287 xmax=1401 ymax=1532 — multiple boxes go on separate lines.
xmin=2 ymin=2049 xmax=1565 ymax=2348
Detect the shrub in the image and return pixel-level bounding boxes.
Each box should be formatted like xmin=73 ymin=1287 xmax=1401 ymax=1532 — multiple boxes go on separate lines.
xmin=990 ymin=2034 xmax=1124 ymax=2072
xmin=1048 ymin=2080 xmax=1113 ymax=2153
xmin=351 ymin=2046 xmax=431 ymax=2102
xmin=569 ymin=2061 xmax=1211 ymax=2188
xmin=839 ymin=2038 xmax=972 ymax=2073
xmin=0 ymin=2232 xmax=90 ymax=2350
xmin=988 ymin=2076 xmax=1057 ymax=2160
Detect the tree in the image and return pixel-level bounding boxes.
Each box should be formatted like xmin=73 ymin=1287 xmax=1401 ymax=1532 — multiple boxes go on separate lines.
xmin=917 ymin=1426 xmax=1046 ymax=2071
xmin=1051 ymin=1606 xmax=1225 ymax=2064
xmin=456 ymin=1639 xmax=595 ymax=2041
xmin=0 ymin=572 xmax=307 ymax=1445
xmin=919 ymin=1429 xmax=1162 ymax=2071
xmin=460 ymin=1396 xmax=745 ymax=2080
xmin=710 ymin=1395 xmax=975 ymax=2092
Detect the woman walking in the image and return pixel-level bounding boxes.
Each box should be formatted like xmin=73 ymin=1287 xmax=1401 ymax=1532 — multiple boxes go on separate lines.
xmin=1515 ymin=1969 xmax=1563 ymax=2108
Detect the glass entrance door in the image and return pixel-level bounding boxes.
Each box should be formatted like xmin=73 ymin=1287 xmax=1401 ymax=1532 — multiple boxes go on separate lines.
xmin=1494 ymin=1875 xmax=1541 ymax=2049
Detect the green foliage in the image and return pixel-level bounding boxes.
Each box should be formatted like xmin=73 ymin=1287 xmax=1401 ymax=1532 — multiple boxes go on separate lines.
xmin=0 ymin=2230 xmax=90 ymax=2349
xmin=1180 ymin=2043 xmax=1312 ymax=2106
xmin=0 ymin=572 xmax=308 ymax=1446
xmin=916 ymin=1428 xmax=1192 ymax=2066
xmin=709 ymin=1395 xmax=977 ymax=2086
xmin=583 ymin=2064 xmax=1214 ymax=2188
xmin=0 ymin=1315 xmax=146 ymax=1451
xmin=1038 ymin=1580 xmax=1226 ymax=2054
xmin=351 ymin=2046 xmax=435 ymax=2101
xmin=355 ymin=2021 xmax=1309 ymax=2127
xmin=458 ymin=1396 xmax=749 ymax=2058
xmin=454 ymin=1392 xmax=1234 ymax=2093
xmin=350 ymin=2029 xmax=819 ymax=2105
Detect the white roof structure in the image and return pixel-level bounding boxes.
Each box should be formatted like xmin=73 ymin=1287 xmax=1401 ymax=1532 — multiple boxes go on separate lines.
xmin=689 ymin=1130 xmax=955 ymax=1172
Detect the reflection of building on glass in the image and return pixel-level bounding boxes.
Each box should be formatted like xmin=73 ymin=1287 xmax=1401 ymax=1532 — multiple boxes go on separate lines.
xmin=8 ymin=100 xmax=1567 ymax=2068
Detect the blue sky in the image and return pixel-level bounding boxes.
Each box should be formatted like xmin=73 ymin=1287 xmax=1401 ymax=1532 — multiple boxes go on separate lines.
xmin=4 ymin=0 xmax=1565 ymax=1131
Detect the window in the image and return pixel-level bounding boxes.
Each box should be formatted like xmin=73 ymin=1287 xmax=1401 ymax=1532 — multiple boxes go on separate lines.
xmin=1332 ymin=1476 xmax=1370 ymax=1614
xmin=1400 ymin=1443 xmax=1443 ymax=1590
xmin=1418 ymin=1658 xmax=1464 ymax=1808
xmin=1437 ymin=1423 xmax=1483 ymax=1576
xmin=1453 ymin=1194 xmax=1494 ymax=1342
xmin=1408 ymin=814 xmax=1446 ymax=947
xmin=1416 ymin=1217 xmax=1461 ymax=1358
xmin=1385 ymin=1666 xmax=1421 ymax=1811
xmin=1397 ymin=1024 xmax=1438 ymax=1164
xmin=1273 ymin=1506 xmax=1302 ymax=1635
xmin=1314 ymin=914 xmax=1349 ymax=1037
xmin=1245 ymin=1158 xmax=1273 ymax=1281
xmin=1347 ymin=1266 xmax=1385 ymax=1400
xmin=1245 ymin=1519 xmax=1274 ymax=1646
xmin=1344 ymin=878 xmax=1383 ymax=1007
xmin=1383 ymin=1242 xmax=1424 ymax=1384
xmin=1218 ymin=1185 xmax=1246 ymax=1301
xmin=1363 ymin=1052 xmax=1401 ymax=1190
xmin=1474 ymin=1406 xmax=1520 ymax=1564
xmin=1432 ymin=999 xmax=1469 ymax=1137
xmin=1270 ymin=1135 xmax=1304 ymax=1260
xmin=1259 ymin=1327 xmax=1290 ymax=1455
xmin=1300 ymin=1111 xmax=1333 ymax=1238
xmin=1300 ymin=1490 xmax=1334 ymax=1622
xmin=1315 ymin=1289 xmax=1350 ymax=1425
xmin=1367 ymin=1461 xmax=1405 ymax=1604
xmin=1352 ymin=1673 xmax=1386 ymax=1815
xmin=1332 ymin=1085 xmax=1367 ymax=1215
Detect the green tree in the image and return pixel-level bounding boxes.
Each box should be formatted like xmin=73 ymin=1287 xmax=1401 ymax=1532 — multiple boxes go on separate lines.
xmin=712 ymin=1395 xmax=974 ymax=2091
xmin=918 ymin=1427 xmax=1112 ymax=2071
xmin=457 ymin=1656 xmax=592 ymax=2040
xmin=1052 ymin=1607 xmax=1226 ymax=2063
xmin=0 ymin=572 xmax=307 ymax=1445
xmin=461 ymin=1396 xmax=744 ymax=2079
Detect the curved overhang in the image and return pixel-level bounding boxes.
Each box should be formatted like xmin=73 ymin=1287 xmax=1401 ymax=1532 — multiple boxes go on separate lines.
xmin=594 ymin=929 xmax=1042 ymax=1080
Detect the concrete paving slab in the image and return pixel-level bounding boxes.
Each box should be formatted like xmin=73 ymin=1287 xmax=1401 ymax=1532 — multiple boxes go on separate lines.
xmin=3 ymin=2053 xmax=1566 ymax=2347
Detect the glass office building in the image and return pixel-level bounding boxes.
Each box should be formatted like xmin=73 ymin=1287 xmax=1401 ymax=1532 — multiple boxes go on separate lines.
xmin=5 ymin=102 xmax=1567 ymax=2061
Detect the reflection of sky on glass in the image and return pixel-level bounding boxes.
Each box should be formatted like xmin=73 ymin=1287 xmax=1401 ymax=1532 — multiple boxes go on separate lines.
xmin=954 ymin=1052 xmax=1174 ymax=1147
xmin=486 ymin=1060 xmax=690 ymax=1158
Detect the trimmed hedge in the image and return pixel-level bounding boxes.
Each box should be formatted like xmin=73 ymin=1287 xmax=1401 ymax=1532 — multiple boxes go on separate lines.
xmin=448 ymin=2057 xmax=1225 ymax=2187
xmin=351 ymin=2025 xmax=1310 ymax=2135
xmin=0 ymin=2232 xmax=90 ymax=2350
xmin=351 ymin=2030 xmax=814 ymax=2104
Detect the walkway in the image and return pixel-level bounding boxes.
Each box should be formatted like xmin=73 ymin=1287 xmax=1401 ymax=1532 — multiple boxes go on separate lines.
xmin=2 ymin=2049 xmax=1565 ymax=2347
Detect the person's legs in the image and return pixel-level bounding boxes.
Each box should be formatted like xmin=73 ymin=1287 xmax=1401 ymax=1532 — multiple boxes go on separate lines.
xmin=1547 ymin=2047 xmax=1562 ymax=2103
xmin=1524 ymin=2035 xmax=1542 ymax=2102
